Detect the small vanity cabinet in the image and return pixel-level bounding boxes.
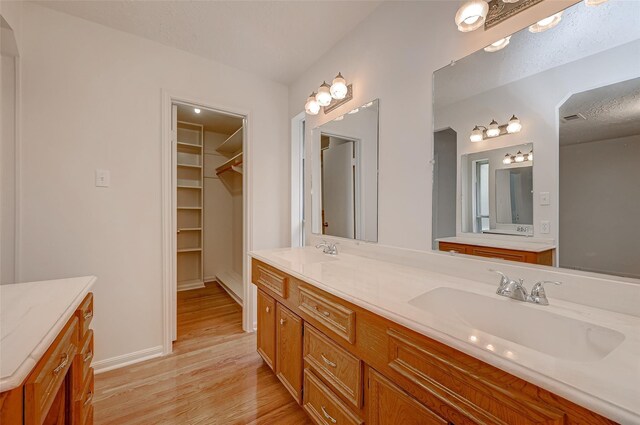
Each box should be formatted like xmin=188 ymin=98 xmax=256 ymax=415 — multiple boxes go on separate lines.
xmin=252 ymin=258 xmax=616 ymax=425
xmin=0 ymin=293 xmax=95 ymax=425
xmin=438 ymin=241 xmax=554 ymax=266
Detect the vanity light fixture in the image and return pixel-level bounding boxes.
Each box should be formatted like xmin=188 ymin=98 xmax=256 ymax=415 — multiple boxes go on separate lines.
xmin=316 ymin=82 xmax=332 ymax=107
xmin=484 ymin=36 xmax=511 ymax=53
xmin=455 ymin=0 xmax=489 ymax=32
xmin=528 ymin=12 xmax=563 ymax=33
xmin=486 ymin=119 xmax=501 ymax=138
xmin=470 ymin=115 xmax=522 ymax=142
xmin=527 ymin=149 xmax=533 ymax=161
xmin=503 ymin=153 xmax=513 ymax=165
xmin=515 ymin=151 xmax=525 ymax=162
xmin=305 ymin=92 xmax=320 ymax=116
xmin=503 ymin=149 xmax=533 ymax=165
xmin=348 ymin=108 xmax=360 ymax=115
xmin=194 ymin=108 xmax=201 ymax=114
xmin=585 ymin=0 xmax=609 ymax=5
xmin=330 ymin=73 xmax=348 ymax=100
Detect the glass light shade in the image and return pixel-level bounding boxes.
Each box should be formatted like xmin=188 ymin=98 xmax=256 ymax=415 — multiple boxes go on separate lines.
xmin=305 ymin=93 xmax=320 ymax=115
xmin=347 ymin=108 xmax=359 ymax=115
xmin=506 ymin=115 xmax=522 ymax=133
xmin=527 ymin=150 xmax=534 ymax=161
xmin=333 ymin=115 xmax=344 ymax=121
xmin=455 ymin=0 xmax=489 ymax=32
xmin=484 ymin=36 xmax=511 ymax=53
xmin=194 ymin=108 xmax=201 ymax=114
xmin=316 ymin=82 xmax=332 ymax=107
xmin=486 ymin=120 xmax=500 ymax=137
xmin=503 ymin=154 xmax=513 ymax=165
xmin=515 ymin=151 xmax=525 ymax=162
xmin=330 ymin=73 xmax=348 ymax=100
xmin=470 ymin=126 xmax=484 ymax=142
xmin=585 ymin=0 xmax=608 ymax=5
xmin=529 ymin=12 xmax=563 ymax=33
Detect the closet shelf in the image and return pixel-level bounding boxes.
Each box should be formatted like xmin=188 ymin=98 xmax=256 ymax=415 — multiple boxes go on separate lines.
xmin=215 ymin=152 xmax=243 ymax=176
xmin=177 ymin=185 xmax=202 ymax=189
xmin=177 ymin=206 xmax=202 ymax=210
xmin=178 ymin=227 xmax=202 ymax=232
xmin=178 ymin=248 xmax=202 ymax=253
xmin=177 ymin=141 xmax=202 ymax=149
xmin=177 ymin=163 xmax=202 ymax=169
xmin=215 ymin=127 xmax=243 ymax=155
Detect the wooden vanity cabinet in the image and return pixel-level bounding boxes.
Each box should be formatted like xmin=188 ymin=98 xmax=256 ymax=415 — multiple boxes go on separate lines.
xmin=256 ymin=290 xmax=276 ymax=370
xmin=439 ymin=241 xmax=554 ymax=266
xmin=0 ymin=293 xmax=94 ymax=425
xmin=275 ymin=303 xmax=304 ymax=404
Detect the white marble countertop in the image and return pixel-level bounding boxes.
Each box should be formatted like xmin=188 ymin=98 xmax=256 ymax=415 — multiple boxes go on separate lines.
xmin=0 ymin=276 xmax=96 ymax=392
xmin=251 ymin=247 xmax=639 ymax=424
xmin=437 ymin=236 xmax=556 ymax=252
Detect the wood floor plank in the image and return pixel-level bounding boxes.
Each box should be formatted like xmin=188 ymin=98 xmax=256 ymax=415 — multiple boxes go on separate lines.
xmin=94 ymin=282 xmax=311 ymax=424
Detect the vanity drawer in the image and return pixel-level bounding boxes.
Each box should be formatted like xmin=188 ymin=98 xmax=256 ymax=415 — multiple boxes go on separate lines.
xmin=298 ymin=286 xmax=356 ymax=344
xmin=76 ymin=293 xmax=94 ymax=339
xmin=25 ymin=316 xmax=79 ymax=425
xmin=253 ymin=262 xmax=288 ymax=298
xmin=304 ymin=324 xmax=362 ymax=408
xmin=74 ymin=330 xmax=94 ymax=394
xmin=303 ymin=369 xmax=363 ymax=425
xmin=438 ymin=242 xmax=469 ymax=255
xmin=386 ymin=329 xmax=565 ymax=425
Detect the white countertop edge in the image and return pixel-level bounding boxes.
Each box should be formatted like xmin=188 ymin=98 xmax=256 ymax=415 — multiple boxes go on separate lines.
xmin=0 ymin=276 xmax=97 ymax=393
xmin=250 ymin=252 xmax=637 ymax=425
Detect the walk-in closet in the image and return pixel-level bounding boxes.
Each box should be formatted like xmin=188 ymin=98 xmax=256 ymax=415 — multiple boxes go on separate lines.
xmin=174 ymin=104 xmax=245 ymax=305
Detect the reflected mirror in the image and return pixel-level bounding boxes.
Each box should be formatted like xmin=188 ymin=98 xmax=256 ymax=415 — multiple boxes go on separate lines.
xmin=432 ymin=1 xmax=640 ymax=278
xmin=311 ymin=100 xmax=379 ymax=242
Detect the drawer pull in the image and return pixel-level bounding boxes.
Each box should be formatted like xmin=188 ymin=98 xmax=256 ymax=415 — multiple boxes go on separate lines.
xmin=266 ymin=306 xmax=270 ymax=313
xmin=53 ymin=353 xmax=69 ymax=374
xmin=280 ymin=318 xmax=286 ymax=325
xmin=320 ymin=353 xmax=337 ymax=368
xmin=84 ymin=391 xmax=93 ymax=407
xmin=83 ymin=311 xmax=93 ymax=320
xmin=84 ymin=351 xmax=93 ymax=363
xmin=321 ymin=406 xmax=337 ymax=424
xmin=315 ymin=305 xmax=330 ymax=317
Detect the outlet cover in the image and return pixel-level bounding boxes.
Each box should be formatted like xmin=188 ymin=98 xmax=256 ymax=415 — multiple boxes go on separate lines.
xmin=540 ymin=192 xmax=550 ymax=206
xmin=540 ymin=220 xmax=550 ymax=234
xmin=95 ymin=169 xmax=110 ymax=187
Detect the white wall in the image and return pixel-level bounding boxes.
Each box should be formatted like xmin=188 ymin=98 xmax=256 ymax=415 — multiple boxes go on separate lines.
xmin=559 ymin=134 xmax=640 ymax=278
xmin=17 ymin=3 xmax=289 ymax=364
xmin=290 ymin=0 xmax=580 ymax=251
xmin=1 ymin=53 xmax=16 ymax=284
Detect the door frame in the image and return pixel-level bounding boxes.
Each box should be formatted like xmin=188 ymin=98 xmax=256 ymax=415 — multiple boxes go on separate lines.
xmin=161 ymin=90 xmax=253 ymax=355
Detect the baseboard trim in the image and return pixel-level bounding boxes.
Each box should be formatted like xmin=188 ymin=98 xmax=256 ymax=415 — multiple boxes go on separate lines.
xmin=177 ymin=281 xmax=205 ymax=292
xmin=93 ymin=345 xmax=164 ymax=374
xmin=216 ymin=278 xmax=244 ymax=307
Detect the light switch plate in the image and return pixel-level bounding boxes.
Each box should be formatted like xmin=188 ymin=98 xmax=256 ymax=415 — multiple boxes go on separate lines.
xmin=540 ymin=220 xmax=550 ymax=234
xmin=540 ymin=192 xmax=550 ymax=206
xmin=95 ymin=169 xmax=110 ymax=187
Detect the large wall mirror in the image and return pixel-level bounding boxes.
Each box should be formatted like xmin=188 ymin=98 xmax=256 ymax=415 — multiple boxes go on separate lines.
xmin=433 ymin=1 xmax=640 ymax=278
xmin=311 ymin=99 xmax=379 ymax=242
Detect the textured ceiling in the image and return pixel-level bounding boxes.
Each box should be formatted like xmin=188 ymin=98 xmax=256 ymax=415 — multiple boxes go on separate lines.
xmin=35 ymin=0 xmax=382 ymax=84
xmin=559 ymin=78 xmax=640 ymax=146
xmin=176 ymin=104 xmax=242 ymax=134
xmin=435 ymin=1 xmax=640 ymax=107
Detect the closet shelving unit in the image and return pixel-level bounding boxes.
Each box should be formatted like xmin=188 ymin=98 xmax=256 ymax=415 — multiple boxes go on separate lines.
xmin=176 ymin=121 xmax=204 ymax=290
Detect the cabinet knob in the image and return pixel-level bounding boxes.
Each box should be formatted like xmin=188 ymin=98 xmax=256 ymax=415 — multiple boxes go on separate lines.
xmin=265 ymin=306 xmax=270 ymax=313
xmin=280 ymin=318 xmax=286 ymax=325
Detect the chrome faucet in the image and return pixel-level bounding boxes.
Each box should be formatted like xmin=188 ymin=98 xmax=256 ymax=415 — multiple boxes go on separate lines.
xmin=315 ymin=240 xmax=338 ymax=255
xmin=491 ymin=270 xmax=562 ymax=305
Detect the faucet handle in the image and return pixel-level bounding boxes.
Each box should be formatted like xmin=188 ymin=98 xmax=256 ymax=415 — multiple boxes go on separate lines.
xmin=529 ymin=281 xmax=562 ymax=305
xmin=489 ymin=269 xmax=509 ymax=292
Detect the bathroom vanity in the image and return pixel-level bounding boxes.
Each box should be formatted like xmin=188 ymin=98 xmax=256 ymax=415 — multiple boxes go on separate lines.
xmin=0 ymin=276 xmax=96 ymax=425
xmin=437 ymin=237 xmax=554 ymax=266
xmin=251 ymin=248 xmax=639 ymax=425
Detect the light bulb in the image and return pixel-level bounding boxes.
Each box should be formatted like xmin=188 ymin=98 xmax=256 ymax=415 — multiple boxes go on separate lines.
xmin=330 ymin=73 xmax=348 ymax=100
xmin=484 ymin=36 xmax=511 ymax=53
xmin=316 ymin=82 xmax=332 ymax=107
xmin=334 ymin=115 xmax=344 ymax=121
xmin=529 ymin=12 xmax=563 ymax=33
xmin=305 ymin=92 xmax=320 ymax=115
xmin=515 ymin=151 xmax=525 ymax=162
xmin=486 ymin=120 xmax=500 ymax=138
xmin=347 ymin=108 xmax=359 ymax=115
xmin=503 ymin=154 xmax=513 ymax=165
xmin=527 ymin=150 xmax=533 ymax=161
xmin=470 ymin=126 xmax=484 ymax=143
xmin=194 ymin=108 xmax=201 ymax=114
xmin=585 ymin=0 xmax=608 ymax=5
xmin=506 ymin=115 xmax=522 ymax=133
xmin=455 ymin=0 xmax=489 ymax=32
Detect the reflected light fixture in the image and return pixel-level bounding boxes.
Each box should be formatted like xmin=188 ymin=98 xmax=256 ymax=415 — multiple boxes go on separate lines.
xmin=315 ymin=82 xmax=332 ymax=107
xmin=455 ymin=0 xmax=489 ymax=32
xmin=486 ymin=120 xmax=501 ymax=138
xmin=503 ymin=153 xmax=513 ymax=165
xmin=585 ymin=0 xmax=609 ymax=5
xmin=503 ymin=149 xmax=533 ymax=165
xmin=528 ymin=12 xmax=563 ymax=33
xmin=194 ymin=108 xmax=201 ymax=114
xmin=484 ymin=36 xmax=511 ymax=53
xmin=527 ymin=150 xmax=533 ymax=161
xmin=330 ymin=73 xmax=348 ymax=100
xmin=515 ymin=151 xmax=525 ymax=162
xmin=506 ymin=115 xmax=522 ymax=133
xmin=348 ymin=108 xmax=360 ymax=115
xmin=305 ymin=92 xmax=320 ymax=116
xmin=333 ymin=115 xmax=344 ymax=121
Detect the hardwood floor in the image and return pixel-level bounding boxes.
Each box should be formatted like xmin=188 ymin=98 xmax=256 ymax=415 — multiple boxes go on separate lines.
xmin=94 ymin=282 xmax=312 ymax=425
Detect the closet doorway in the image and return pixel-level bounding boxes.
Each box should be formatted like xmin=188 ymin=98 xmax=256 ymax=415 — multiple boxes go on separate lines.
xmin=170 ymin=101 xmax=246 ymax=345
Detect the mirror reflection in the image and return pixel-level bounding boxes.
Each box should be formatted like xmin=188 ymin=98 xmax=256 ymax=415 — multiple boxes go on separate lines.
xmin=433 ymin=1 xmax=640 ymax=278
xmin=312 ymin=100 xmax=379 ymax=242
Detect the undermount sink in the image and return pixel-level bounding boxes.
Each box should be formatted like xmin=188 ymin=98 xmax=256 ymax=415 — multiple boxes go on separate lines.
xmin=409 ymin=287 xmax=624 ymax=362
xmin=273 ymin=250 xmax=338 ymax=265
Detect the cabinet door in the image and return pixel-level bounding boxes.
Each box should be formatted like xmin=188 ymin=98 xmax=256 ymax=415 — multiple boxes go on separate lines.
xmin=257 ymin=290 xmax=276 ymax=370
xmin=368 ymin=368 xmax=448 ymax=425
xmin=276 ymin=303 xmax=303 ymax=404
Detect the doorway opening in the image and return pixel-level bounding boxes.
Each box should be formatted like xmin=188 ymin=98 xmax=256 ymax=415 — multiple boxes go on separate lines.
xmin=432 ymin=128 xmax=457 ymax=249
xmin=170 ymin=101 xmax=247 ymax=348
